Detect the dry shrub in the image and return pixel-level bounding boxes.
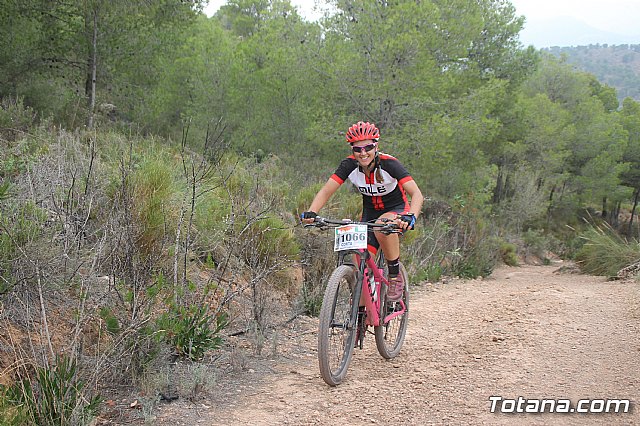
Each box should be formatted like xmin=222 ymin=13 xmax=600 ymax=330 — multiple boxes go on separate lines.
xmin=575 ymin=222 xmax=640 ymax=277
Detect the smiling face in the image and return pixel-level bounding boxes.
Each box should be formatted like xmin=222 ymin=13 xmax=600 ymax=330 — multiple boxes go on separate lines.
xmin=351 ymin=139 xmax=378 ymax=168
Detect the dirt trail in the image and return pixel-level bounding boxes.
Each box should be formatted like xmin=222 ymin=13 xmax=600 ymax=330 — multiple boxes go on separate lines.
xmin=149 ymin=264 xmax=640 ymax=425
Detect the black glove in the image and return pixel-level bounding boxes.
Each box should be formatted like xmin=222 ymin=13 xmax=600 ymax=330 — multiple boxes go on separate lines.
xmin=300 ymin=211 xmax=317 ymax=221
xmin=399 ymin=213 xmax=416 ymax=230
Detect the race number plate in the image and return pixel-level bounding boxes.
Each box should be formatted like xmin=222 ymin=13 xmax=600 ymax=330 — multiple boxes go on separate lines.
xmin=334 ymin=224 xmax=368 ymax=251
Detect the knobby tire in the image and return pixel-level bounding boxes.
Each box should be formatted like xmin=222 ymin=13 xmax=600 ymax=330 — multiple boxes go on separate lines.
xmin=317 ymin=264 xmax=360 ymax=386
xmin=375 ymin=263 xmax=409 ymax=359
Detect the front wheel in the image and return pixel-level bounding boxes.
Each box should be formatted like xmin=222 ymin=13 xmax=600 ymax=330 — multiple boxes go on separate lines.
xmin=318 ymin=264 xmax=359 ymax=386
xmin=375 ymin=263 xmax=409 ymax=359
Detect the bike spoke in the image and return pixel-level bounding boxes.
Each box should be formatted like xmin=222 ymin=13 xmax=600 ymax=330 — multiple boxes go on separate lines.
xmin=318 ymin=265 xmax=358 ymax=386
xmin=375 ymin=263 xmax=409 ymax=359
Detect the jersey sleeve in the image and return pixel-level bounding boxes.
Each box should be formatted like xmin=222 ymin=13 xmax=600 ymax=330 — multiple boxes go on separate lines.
xmin=330 ymin=157 xmax=358 ymax=184
xmin=380 ymin=155 xmax=413 ymax=185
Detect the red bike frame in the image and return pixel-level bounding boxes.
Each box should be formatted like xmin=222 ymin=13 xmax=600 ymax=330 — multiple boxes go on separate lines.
xmin=354 ymin=249 xmax=407 ymax=327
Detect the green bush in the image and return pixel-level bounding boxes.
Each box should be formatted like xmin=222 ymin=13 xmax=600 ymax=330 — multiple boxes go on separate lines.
xmin=157 ymin=305 xmax=228 ymax=361
xmin=132 ymin=156 xmax=179 ymax=250
xmin=575 ymin=223 xmax=640 ymax=277
xmin=250 ymin=215 xmax=300 ymax=262
xmin=239 ymin=214 xmax=303 ymax=298
xmin=293 ymin=183 xmax=324 ymax=217
xmin=414 ymin=264 xmax=443 ymax=283
xmin=293 ymin=181 xmax=363 ymax=221
xmin=452 ymin=257 xmax=493 ymax=279
xmin=14 ymin=77 xmax=83 ymax=128
xmin=500 ymin=241 xmax=519 ymax=266
xmin=522 ymin=228 xmax=563 ymax=261
xmin=0 ymin=97 xmax=38 ymax=142
xmin=331 ymin=188 xmax=364 ymax=220
xmin=0 ymin=354 xmax=102 ymax=426
xmin=1 ymin=134 xmax=49 ymax=180
xmin=451 ymin=237 xmax=501 ymax=278
xmin=193 ymin=188 xmax=231 ymax=250
xmin=523 ymin=229 xmax=546 ymax=256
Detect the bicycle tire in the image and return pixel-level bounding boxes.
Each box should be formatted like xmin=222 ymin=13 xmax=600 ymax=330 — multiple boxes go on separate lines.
xmin=374 ymin=262 xmax=409 ymax=359
xmin=317 ymin=264 xmax=360 ymax=386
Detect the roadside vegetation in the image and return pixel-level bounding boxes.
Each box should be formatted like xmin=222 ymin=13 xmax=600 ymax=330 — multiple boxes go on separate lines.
xmin=1 ymin=1 xmax=640 ymax=424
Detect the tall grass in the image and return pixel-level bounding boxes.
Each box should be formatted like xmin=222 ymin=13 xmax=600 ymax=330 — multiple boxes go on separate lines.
xmin=0 ymin=355 xmax=102 ymax=426
xmin=132 ymin=156 xmax=179 ymax=251
xmin=575 ymin=222 xmax=640 ymax=277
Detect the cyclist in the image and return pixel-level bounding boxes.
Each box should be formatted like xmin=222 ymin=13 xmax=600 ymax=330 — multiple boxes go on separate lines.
xmin=301 ymin=121 xmax=424 ymax=301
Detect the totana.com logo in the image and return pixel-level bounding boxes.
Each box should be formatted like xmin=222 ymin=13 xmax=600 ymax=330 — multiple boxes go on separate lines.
xmin=489 ymin=396 xmax=631 ymax=414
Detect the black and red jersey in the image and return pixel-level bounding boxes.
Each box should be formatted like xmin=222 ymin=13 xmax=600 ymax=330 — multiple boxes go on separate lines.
xmin=330 ymin=153 xmax=414 ymax=212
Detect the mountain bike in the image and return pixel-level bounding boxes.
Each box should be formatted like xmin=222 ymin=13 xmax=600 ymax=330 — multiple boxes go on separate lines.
xmin=304 ymin=216 xmax=409 ymax=386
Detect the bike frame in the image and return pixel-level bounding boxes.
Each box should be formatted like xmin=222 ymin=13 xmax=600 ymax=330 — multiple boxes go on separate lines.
xmin=342 ymin=248 xmax=407 ymax=328
xmin=310 ymin=216 xmax=410 ymax=385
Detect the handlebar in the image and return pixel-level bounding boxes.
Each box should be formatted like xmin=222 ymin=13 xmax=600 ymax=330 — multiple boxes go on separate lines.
xmin=303 ymin=216 xmax=403 ymax=234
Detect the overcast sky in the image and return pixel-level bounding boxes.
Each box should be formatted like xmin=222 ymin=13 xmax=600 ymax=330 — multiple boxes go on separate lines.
xmin=204 ymin=0 xmax=640 ymax=46
xmin=510 ymin=0 xmax=639 ymax=35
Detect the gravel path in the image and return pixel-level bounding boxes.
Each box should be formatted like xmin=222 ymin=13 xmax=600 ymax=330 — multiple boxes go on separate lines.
xmin=146 ymin=264 xmax=640 ymax=425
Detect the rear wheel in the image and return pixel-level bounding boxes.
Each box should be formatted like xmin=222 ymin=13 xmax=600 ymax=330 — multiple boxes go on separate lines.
xmin=375 ymin=263 xmax=409 ymax=359
xmin=317 ymin=265 xmax=359 ymax=386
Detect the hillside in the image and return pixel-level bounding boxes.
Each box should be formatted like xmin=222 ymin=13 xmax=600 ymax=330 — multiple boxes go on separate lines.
xmin=546 ymin=44 xmax=640 ymax=102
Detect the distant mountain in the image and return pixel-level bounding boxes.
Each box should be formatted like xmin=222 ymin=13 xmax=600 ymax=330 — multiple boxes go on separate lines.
xmin=519 ymin=16 xmax=640 ymax=48
xmin=545 ymin=44 xmax=640 ymax=102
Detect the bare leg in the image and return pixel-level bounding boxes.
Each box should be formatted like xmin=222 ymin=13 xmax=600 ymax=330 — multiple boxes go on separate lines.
xmin=375 ymin=212 xmax=400 ymax=261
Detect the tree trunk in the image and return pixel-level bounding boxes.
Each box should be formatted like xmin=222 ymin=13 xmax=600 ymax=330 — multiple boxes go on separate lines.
xmin=612 ymin=200 xmax=621 ymax=228
xmin=601 ymin=197 xmax=607 ymax=219
xmin=546 ymin=184 xmax=556 ymax=226
xmin=493 ymin=167 xmax=504 ymax=204
xmin=86 ymin=7 xmax=98 ymax=129
xmin=628 ymin=187 xmax=640 ymax=236
xmin=504 ymin=172 xmax=514 ymax=199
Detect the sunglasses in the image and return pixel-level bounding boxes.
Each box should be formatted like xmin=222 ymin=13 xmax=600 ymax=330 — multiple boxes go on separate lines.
xmin=351 ymin=143 xmax=377 ymax=154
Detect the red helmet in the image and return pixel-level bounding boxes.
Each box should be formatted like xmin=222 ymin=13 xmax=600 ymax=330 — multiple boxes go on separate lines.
xmin=345 ymin=121 xmax=380 ymax=143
